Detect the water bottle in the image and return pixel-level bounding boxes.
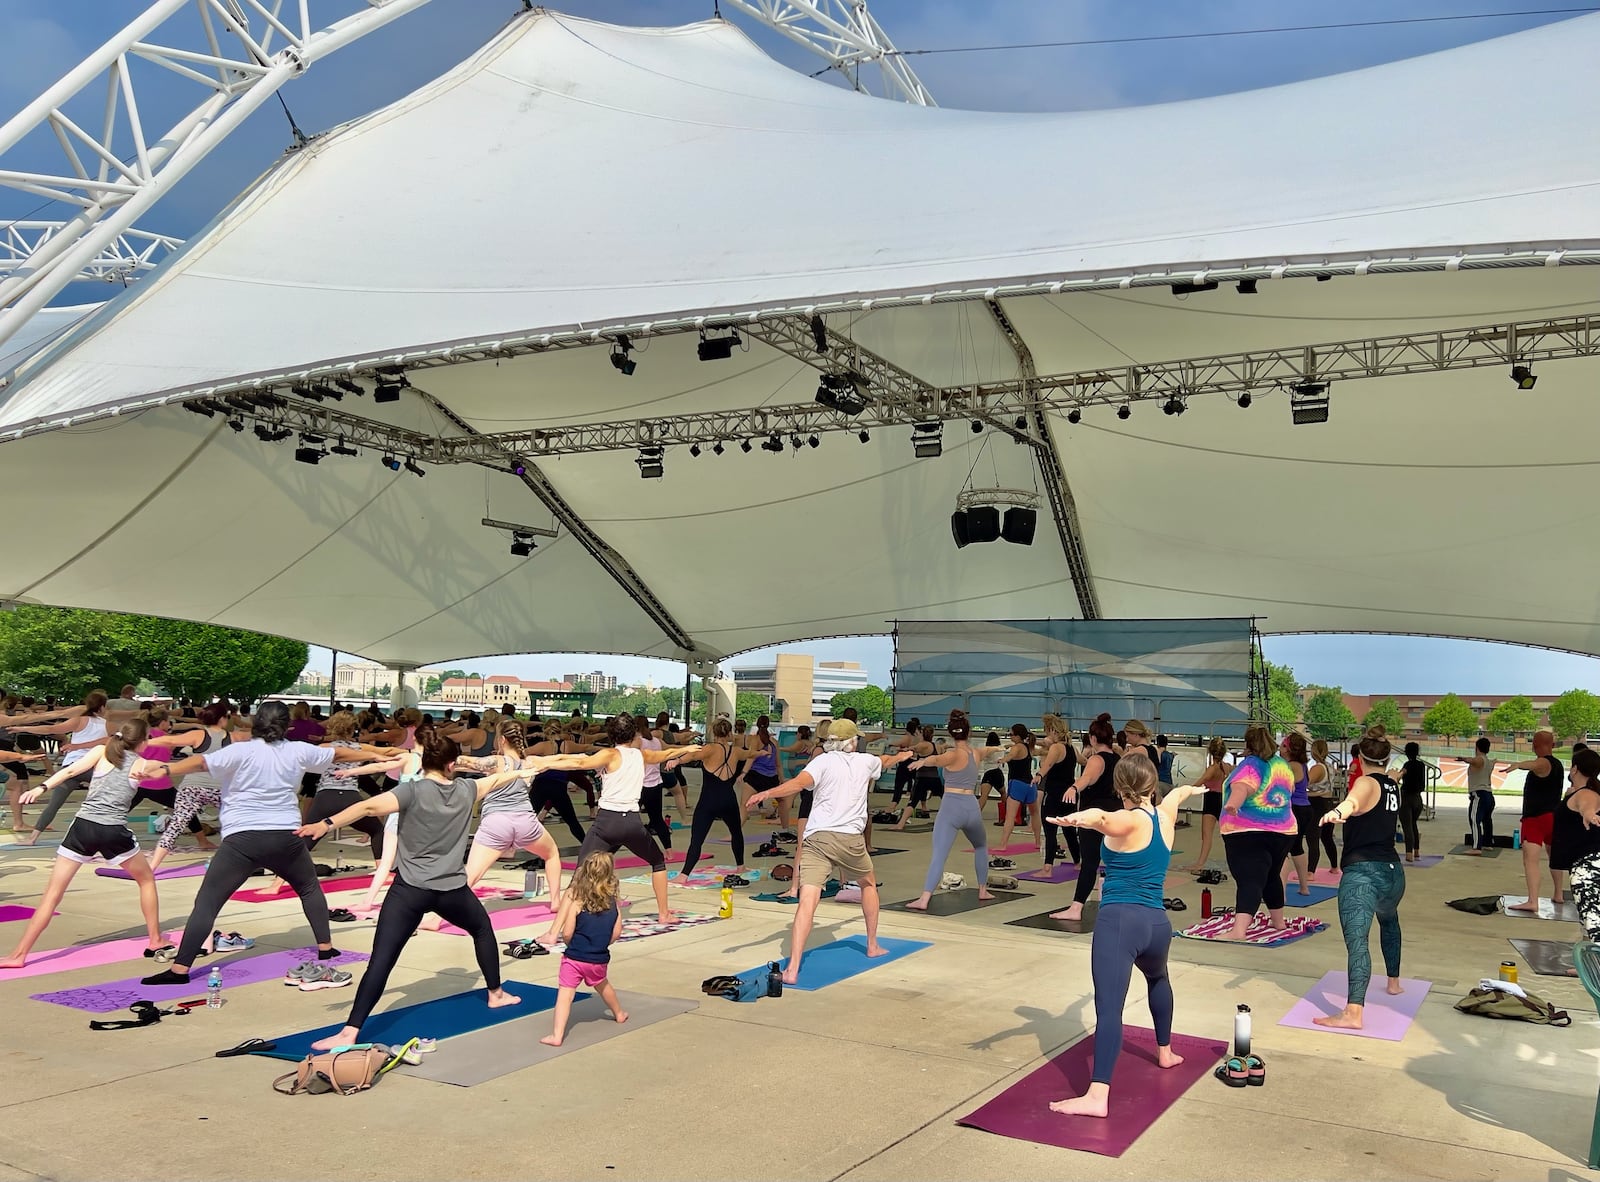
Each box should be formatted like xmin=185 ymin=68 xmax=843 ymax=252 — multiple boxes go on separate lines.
xmin=766 ymin=961 xmax=783 ymax=998
xmin=206 ymin=967 xmax=223 ymax=1010
xmin=1513 ymin=828 xmax=1522 ymax=850
xmin=1233 ymin=1004 xmax=1251 ymax=1057
xmin=523 ymin=869 xmax=546 ymax=899
xmin=1201 ymin=888 xmax=1213 ymax=918
xmin=718 ymin=886 xmax=734 ymax=919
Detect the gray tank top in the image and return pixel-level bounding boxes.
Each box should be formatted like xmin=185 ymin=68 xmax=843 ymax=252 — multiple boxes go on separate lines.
xmin=76 ymin=752 xmax=139 ymax=827
xmin=478 ymin=754 xmax=533 ymax=816
xmin=1467 ymin=754 xmax=1493 ymax=792
xmin=943 ymin=747 xmax=980 ymax=791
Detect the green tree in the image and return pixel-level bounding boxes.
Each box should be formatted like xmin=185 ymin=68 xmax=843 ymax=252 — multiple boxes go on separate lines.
xmin=1303 ymin=687 xmax=1358 ymax=741
xmin=1363 ymin=697 xmax=1406 ymax=737
xmin=1263 ymin=660 xmax=1300 ymax=726
xmin=0 ymin=605 xmax=144 ymax=700
xmin=1484 ymin=694 xmax=1539 ymax=736
xmin=1549 ymin=688 xmax=1600 ymax=741
xmin=829 ymin=685 xmax=893 ymax=724
xmin=1421 ymin=693 xmax=1479 ymax=742
xmin=422 ymin=675 xmax=443 ymax=697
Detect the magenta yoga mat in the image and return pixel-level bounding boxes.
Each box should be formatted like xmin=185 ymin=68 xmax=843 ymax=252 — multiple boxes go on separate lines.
xmin=30 ymin=947 xmax=369 ymax=1012
xmin=561 ymin=850 xmax=685 ymax=872
xmin=1017 ymin=863 xmax=1080 ymax=884
xmin=1277 ymin=971 xmax=1431 ymax=1041
xmin=958 ymin=1027 xmax=1227 ymax=1157
xmin=0 ymin=905 xmax=54 ymax=923
xmin=0 ymin=931 xmax=184 ymax=982
xmin=95 ymin=862 xmax=208 ymax=881
xmin=966 ymin=842 xmax=1041 ymax=856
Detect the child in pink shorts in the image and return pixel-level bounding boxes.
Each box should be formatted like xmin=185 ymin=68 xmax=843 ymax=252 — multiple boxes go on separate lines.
xmin=542 ymin=851 xmax=627 ymax=1046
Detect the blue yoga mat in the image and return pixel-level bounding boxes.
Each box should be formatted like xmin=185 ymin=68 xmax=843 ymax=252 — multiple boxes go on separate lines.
xmin=1284 ymin=884 xmax=1339 ymax=908
xmin=736 ymin=935 xmax=929 ymax=993
xmin=252 ymin=981 xmax=565 ymax=1061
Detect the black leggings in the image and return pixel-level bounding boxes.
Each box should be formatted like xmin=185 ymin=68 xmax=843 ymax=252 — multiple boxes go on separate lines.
xmin=1043 ymin=783 xmax=1071 ymax=864
xmin=1288 ymin=802 xmax=1317 ymax=858
xmin=1400 ymin=792 xmax=1424 ymax=855
xmin=129 ymin=786 xmax=203 ymax=834
xmin=34 ymin=771 xmax=90 ymax=831
xmin=1224 ymin=830 xmax=1292 ymax=916
xmin=303 ymin=789 xmax=386 ymax=861
xmin=344 ymin=876 xmax=500 ymax=1032
xmin=174 ymin=830 xmax=331 ymax=968
xmin=529 ymin=774 xmax=585 ymax=844
xmin=578 ymin=808 xmax=665 ymax=872
xmin=1074 ymin=828 xmax=1104 ymax=905
xmin=680 ymin=779 xmax=745 ymax=878
xmin=640 ymin=781 xmax=672 ymax=848
xmin=892 ymin=761 xmax=913 ymax=805
xmin=1307 ymin=797 xmax=1339 ymax=871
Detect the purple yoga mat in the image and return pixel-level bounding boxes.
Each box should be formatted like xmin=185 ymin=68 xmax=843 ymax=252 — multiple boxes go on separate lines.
xmin=1277 ymin=971 xmax=1432 ymax=1041
xmin=0 ymin=905 xmax=55 ymax=923
xmin=1409 ymin=854 xmax=1444 ymax=869
xmin=31 ymin=947 xmax=369 ymax=1012
xmin=958 ymin=1027 xmax=1227 ymax=1157
xmin=94 ymin=862 xmax=209 ymax=881
xmin=1017 ymin=863 xmax=1079 ymax=884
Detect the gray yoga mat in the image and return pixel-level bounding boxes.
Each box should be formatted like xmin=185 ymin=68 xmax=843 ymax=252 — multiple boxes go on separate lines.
xmin=405 ymin=992 xmax=698 ymax=1086
xmin=1448 ymin=845 xmax=1500 ymax=858
xmin=1006 ymin=901 xmax=1099 ymax=935
xmin=1500 ymin=895 xmax=1581 ymax=923
xmin=883 ymin=887 xmax=1033 ymax=916
xmin=1508 ymin=937 xmax=1579 ymax=977
xmin=866 ymin=846 xmax=907 ymax=857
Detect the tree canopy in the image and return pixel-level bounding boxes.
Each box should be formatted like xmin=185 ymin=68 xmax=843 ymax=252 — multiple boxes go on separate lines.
xmin=1421 ymin=693 xmax=1479 ymax=741
xmin=1263 ymin=660 xmax=1300 ymax=726
xmin=1483 ymin=694 xmax=1539 ymax=735
xmin=829 ymin=686 xmax=893 ymax=725
xmin=1362 ymin=697 xmax=1406 ymax=737
xmin=1549 ymin=689 xmax=1600 ymax=741
xmin=1303 ymin=686 xmax=1358 ymax=740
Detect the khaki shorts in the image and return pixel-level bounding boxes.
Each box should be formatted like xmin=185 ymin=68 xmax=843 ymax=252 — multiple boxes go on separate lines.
xmin=799 ymin=829 xmax=874 ymax=890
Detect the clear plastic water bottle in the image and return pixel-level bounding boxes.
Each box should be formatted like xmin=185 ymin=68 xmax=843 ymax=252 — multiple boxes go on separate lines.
xmin=206 ymin=967 xmax=223 ymax=1009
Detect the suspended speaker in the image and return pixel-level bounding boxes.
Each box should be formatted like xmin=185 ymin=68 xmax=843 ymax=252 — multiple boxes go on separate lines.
xmin=966 ymin=505 xmax=1001 ymax=544
xmin=1002 ymin=507 xmax=1037 ymax=546
xmin=950 ymin=508 xmax=971 ymax=549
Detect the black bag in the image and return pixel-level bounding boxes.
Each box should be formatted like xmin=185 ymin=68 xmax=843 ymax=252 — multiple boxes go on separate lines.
xmin=1446 ymin=895 xmax=1502 ymax=916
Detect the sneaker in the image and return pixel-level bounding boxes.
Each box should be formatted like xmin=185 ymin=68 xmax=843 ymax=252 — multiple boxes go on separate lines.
xmin=212 ymin=931 xmax=255 ymax=951
xmin=282 ymin=960 xmax=321 ymax=986
xmin=296 ymin=963 xmax=354 ymax=991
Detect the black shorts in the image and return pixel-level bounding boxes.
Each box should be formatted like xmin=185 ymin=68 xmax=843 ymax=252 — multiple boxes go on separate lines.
xmin=60 ymin=818 xmax=139 ymax=866
xmin=799 ymin=788 xmax=814 ymax=820
xmin=1202 ymin=791 xmax=1222 ymax=819
xmin=745 ymin=771 xmax=779 ymax=792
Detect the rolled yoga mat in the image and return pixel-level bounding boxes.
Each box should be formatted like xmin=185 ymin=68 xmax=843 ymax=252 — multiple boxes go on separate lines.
xmin=1277 ymin=971 xmax=1431 ymax=1040
xmin=31 ymin=946 xmax=369 ymax=1013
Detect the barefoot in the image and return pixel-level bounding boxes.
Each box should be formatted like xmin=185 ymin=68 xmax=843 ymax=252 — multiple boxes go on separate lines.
xmin=196 ymin=836 xmax=216 ymax=851
xmin=15 ymin=831 xmax=40 ymax=847
xmin=1048 ymin=1093 xmax=1109 ymax=1118
xmin=1296 ymin=889 xmax=1311 ymax=897
xmin=977 ymin=891 xmax=995 ymax=901
xmin=0 ymin=954 xmax=27 ymax=969
xmin=1506 ymin=900 xmax=1539 ymax=913
xmin=903 ymin=895 xmax=931 ymax=911
xmin=1180 ymin=864 xmax=1204 ymax=875
xmin=864 ymin=942 xmax=889 ymax=959
xmin=657 ymin=910 xmax=680 ymax=924
xmin=416 ymin=916 xmax=443 ymax=932
xmin=1155 ymin=1046 xmax=1185 ymax=1070
xmin=777 ymin=889 xmax=797 ymax=900
xmin=612 ymin=1009 xmax=629 ymax=1025
xmin=1313 ymin=1007 xmax=1364 ymax=1030
xmin=1049 ymin=904 xmax=1083 ymax=922
xmin=1386 ymin=978 xmax=1405 ymax=996
xmin=1460 ymin=848 xmax=1482 ymax=856
xmin=311 ymin=1025 xmax=361 ymax=1051
xmin=781 ymin=966 xmax=801 ymax=985
xmin=486 ymin=988 xmax=521 ymax=1009
xmin=539 ymin=1033 xmax=564 ymax=1047
xmin=888 ymin=823 xmax=907 ymax=832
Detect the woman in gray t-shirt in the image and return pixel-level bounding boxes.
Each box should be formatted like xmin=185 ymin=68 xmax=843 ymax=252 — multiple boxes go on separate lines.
xmin=297 ymin=732 xmax=554 ymax=1050
xmin=1 ymin=720 xmax=171 ymax=968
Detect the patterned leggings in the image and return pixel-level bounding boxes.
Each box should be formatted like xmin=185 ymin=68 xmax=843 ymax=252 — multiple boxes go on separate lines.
xmin=1568 ymin=850 xmax=1600 ymax=941
xmin=1336 ymin=860 xmax=1406 ymax=1006
xmin=157 ymin=782 xmax=221 ymax=851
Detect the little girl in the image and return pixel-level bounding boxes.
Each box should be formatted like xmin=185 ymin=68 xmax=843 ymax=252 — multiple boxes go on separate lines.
xmin=542 ymin=851 xmax=628 ymax=1047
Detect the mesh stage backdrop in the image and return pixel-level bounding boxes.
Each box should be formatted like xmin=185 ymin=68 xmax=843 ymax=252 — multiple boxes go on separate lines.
xmin=893 ymin=619 xmax=1253 ymax=737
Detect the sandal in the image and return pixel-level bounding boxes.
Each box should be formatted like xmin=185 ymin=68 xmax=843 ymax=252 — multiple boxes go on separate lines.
xmin=1213 ymin=1056 xmax=1248 ymax=1088
xmin=327 ymin=908 xmax=359 ymax=923
xmin=722 ymin=874 xmax=751 ymax=887
xmin=1246 ymin=1054 xmax=1265 ymax=1086
xmin=1163 ymin=897 xmax=1188 ymax=911
xmin=215 ymin=1037 xmax=276 ymax=1058
xmin=143 ymin=944 xmax=177 ymax=960
xmin=504 ymin=939 xmax=550 ymax=959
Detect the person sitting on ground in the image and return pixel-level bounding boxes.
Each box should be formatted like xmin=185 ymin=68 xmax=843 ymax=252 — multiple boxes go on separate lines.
xmin=1503 ymin=728 xmax=1566 ymax=913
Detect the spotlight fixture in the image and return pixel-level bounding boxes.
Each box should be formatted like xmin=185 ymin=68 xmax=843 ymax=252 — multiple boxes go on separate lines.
xmin=510 ymin=533 xmax=536 ymax=558
xmin=810 ymin=314 xmax=829 ymax=353
xmin=610 ymin=334 xmax=636 ymax=376
xmin=1237 ymin=391 xmax=1253 ymax=409
xmin=292 ymin=381 xmax=322 ymax=402
xmin=712 ymin=441 xmax=725 ymax=456
xmin=1013 ymin=416 xmax=1027 ymax=430
xmin=697 ymin=328 xmax=739 ymax=362
xmin=373 ymin=367 xmax=409 ymax=403
xmin=1161 ymin=396 xmax=1186 ymax=416
xmin=760 ymin=436 xmax=784 ymax=454
xmin=253 ymin=424 xmax=291 ymax=442
xmin=790 ymin=434 xmax=803 ymax=451
xmin=1236 ymin=278 xmax=1258 ymax=295
xmin=1171 ymin=280 xmax=1219 ymax=296
xmin=635 ymin=445 xmax=664 ymax=479
xmin=1510 ymin=363 xmax=1538 ymax=390
xmin=689 ymin=443 xmax=702 ymax=458
xmin=807 ymin=435 xmax=819 ymax=449
xmin=815 ymin=372 xmax=869 ymax=415
xmin=227 ymin=418 xmax=245 ymax=433
xmin=970 ymin=420 xmax=983 ymax=434
xmin=331 ymin=439 xmax=358 ymax=457
xmin=513 ymin=463 xmax=526 ymax=476
xmin=183 ymin=399 xmax=216 ymax=418
xmin=334 ymin=377 xmax=364 ymax=397
xmin=911 ymin=422 xmax=943 ymax=459
xmin=858 ymin=429 xmax=870 ymax=443
xmin=1066 ymin=408 xmax=1082 ymax=425
xmin=740 ymin=439 xmax=753 ymax=454
xmin=381 ymin=454 xmax=401 ymax=471
xmin=294 ymin=446 xmax=325 ymax=465
xmin=1117 ymin=404 xmax=1131 ymax=420
xmin=403 ymin=457 xmax=426 ymax=477
xmin=1289 ymin=380 xmax=1330 ymax=425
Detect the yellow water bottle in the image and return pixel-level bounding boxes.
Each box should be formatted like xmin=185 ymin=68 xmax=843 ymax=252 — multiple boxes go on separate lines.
xmin=718 ymin=886 xmax=734 ymax=919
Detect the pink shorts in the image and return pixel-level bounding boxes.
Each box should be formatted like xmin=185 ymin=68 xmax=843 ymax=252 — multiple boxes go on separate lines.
xmin=559 ymin=957 xmax=609 ymax=989
xmin=472 ymin=811 xmax=546 ymax=852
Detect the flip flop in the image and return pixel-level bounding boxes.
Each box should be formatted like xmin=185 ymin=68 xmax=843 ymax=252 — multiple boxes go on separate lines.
xmin=215 ymin=1037 xmax=276 ymax=1058
xmin=1163 ymin=897 xmax=1188 ymax=911
xmin=1214 ymin=1056 xmax=1248 ymax=1088
xmin=504 ymin=939 xmax=550 ymax=959
xmin=722 ymin=874 xmax=751 ymax=887
xmin=328 ymin=908 xmax=359 ymax=922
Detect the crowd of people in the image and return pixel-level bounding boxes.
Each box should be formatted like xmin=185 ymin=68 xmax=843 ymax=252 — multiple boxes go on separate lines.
xmin=3 ymin=685 xmax=1597 ymax=1115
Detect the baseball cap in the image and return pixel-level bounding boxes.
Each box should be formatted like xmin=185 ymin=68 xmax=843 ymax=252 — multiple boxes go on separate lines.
xmin=829 ymin=719 xmax=859 ymax=742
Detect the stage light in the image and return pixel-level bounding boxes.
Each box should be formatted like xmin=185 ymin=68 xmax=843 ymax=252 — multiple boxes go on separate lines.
xmin=635 ymin=445 xmax=664 ymax=479
xmin=510 ymin=533 xmax=536 ymax=558
xmin=1013 ymin=416 xmax=1027 ymax=430
xmin=254 ymin=424 xmax=291 ymax=442
xmin=513 ymin=463 xmax=526 ymax=476
xmin=1237 ymin=392 xmax=1252 ymax=408
xmin=1162 ymin=396 xmax=1186 ymax=416
xmin=331 ymin=439 xmax=358 ymax=457
xmin=294 ymin=446 xmax=325 ymax=465
xmin=403 ymin=457 xmax=426 ymax=477
xmin=183 ymin=399 xmax=216 ymax=418
xmin=1236 ymin=279 xmax=1258 ymax=295
xmin=254 ymin=425 xmax=274 ymax=441
xmin=970 ymin=420 xmax=983 ymax=434
xmin=610 ymin=334 xmax=636 ymax=376
xmin=712 ymin=441 xmax=725 ymax=456
xmin=807 ymin=435 xmax=819 ymax=449
xmin=1171 ymin=280 xmax=1218 ymax=296
xmin=816 ymin=372 xmax=868 ymax=415
xmin=760 ymin=436 xmax=784 ymax=453
xmin=227 ymin=418 xmax=245 ymax=433
xmin=1066 ymin=408 xmax=1082 ymax=425
xmin=1510 ymin=363 xmax=1537 ymax=390
xmin=374 ymin=368 xmax=408 ymax=403
xmin=697 ymin=328 xmax=739 ymax=362
xmin=689 ymin=443 xmax=702 ymax=458
xmin=740 ymin=439 xmax=753 ymax=453
xmin=1117 ymin=405 xmax=1131 ymax=420
xmin=911 ymin=422 xmax=942 ymax=459
xmin=1289 ymin=381 xmax=1330 ymax=425
xmin=790 ymin=434 xmax=803 ymax=451
xmin=334 ymin=377 xmax=364 ymax=397
xmin=810 ymin=314 xmax=829 ymax=353
xmin=858 ymin=430 xmax=870 ymax=443
xmin=381 ymin=454 xmax=401 ymax=471
xmin=292 ymin=381 xmax=323 ymax=402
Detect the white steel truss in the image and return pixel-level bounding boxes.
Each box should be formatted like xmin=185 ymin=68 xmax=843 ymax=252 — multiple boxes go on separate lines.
xmin=0 ymin=0 xmax=436 ymax=354
xmin=0 ymin=219 xmax=181 ymax=284
xmin=718 ymin=0 xmax=934 ymax=105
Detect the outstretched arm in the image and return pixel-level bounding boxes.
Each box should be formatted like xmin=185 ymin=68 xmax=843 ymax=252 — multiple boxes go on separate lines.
xmin=20 ymin=746 xmax=105 ymax=799
xmin=297 ymin=790 xmax=401 ymax=839
xmin=1052 ymin=807 xmax=1140 ymax=836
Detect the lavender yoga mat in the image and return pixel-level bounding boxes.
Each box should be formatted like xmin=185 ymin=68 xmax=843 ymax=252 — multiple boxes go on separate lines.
xmin=95 ymin=862 xmax=208 ymax=881
xmin=31 ymin=947 xmax=369 ymax=1013
xmin=0 ymin=931 xmax=184 ymax=982
xmin=0 ymin=905 xmax=54 ymax=923
xmin=1017 ymin=863 xmax=1080 ymax=884
xmin=958 ymin=1027 xmax=1227 ymax=1157
xmin=1277 ymin=971 xmax=1431 ymax=1041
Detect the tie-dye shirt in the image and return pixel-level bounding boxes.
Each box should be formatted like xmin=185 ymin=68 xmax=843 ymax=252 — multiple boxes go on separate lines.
xmin=1219 ymin=755 xmax=1296 ymax=835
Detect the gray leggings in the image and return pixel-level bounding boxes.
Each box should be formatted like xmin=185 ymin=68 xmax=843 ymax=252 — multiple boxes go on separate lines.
xmin=34 ymin=771 xmax=90 ymax=831
xmin=921 ymin=792 xmax=989 ymax=894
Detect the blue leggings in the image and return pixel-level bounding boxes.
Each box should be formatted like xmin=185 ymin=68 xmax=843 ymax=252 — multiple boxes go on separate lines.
xmin=1336 ymin=859 xmax=1405 ymax=1006
xmin=1468 ymin=790 xmax=1495 ymax=850
xmin=1090 ymin=903 xmax=1174 ymax=1084
xmin=921 ymin=792 xmax=988 ymax=894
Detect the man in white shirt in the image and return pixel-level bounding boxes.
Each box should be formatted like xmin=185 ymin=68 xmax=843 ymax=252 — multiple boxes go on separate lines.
xmin=747 ymin=720 xmax=913 ymax=985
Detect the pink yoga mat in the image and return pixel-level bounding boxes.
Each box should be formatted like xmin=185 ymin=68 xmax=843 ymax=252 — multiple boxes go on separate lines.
xmin=0 ymin=905 xmax=55 ymax=923
xmin=1309 ymin=868 xmax=1342 ymax=886
xmin=232 ymin=873 xmax=376 ymax=903
xmin=95 ymin=862 xmax=208 ymax=881
xmin=958 ymin=1027 xmax=1227 ymax=1157
xmin=0 ymin=930 xmax=186 ymax=981
xmin=30 ymin=946 xmax=369 ymax=1012
xmin=967 ymin=842 xmax=1040 ymax=856
xmin=561 ymin=849 xmax=685 ymax=872
xmin=1017 ymin=863 xmax=1079 ymax=884
xmin=1277 ymin=971 xmax=1431 ymax=1041
xmin=436 ymin=898 xmax=634 ymax=937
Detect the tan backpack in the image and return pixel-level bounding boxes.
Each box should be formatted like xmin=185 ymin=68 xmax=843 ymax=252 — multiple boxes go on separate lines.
xmin=272 ymin=1045 xmax=397 ymax=1096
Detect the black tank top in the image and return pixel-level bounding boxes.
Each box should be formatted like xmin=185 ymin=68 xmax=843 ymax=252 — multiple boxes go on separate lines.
xmin=1523 ymin=755 xmax=1563 ymax=819
xmin=1081 ymin=750 xmax=1119 ymax=809
xmin=1007 ymin=749 xmax=1033 ymax=782
xmin=1044 ymin=746 xmax=1078 ymax=792
xmin=1341 ymin=774 xmax=1401 ymax=868
xmin=701 ymin=744 xmax=737 ymax=789
xmin=1549 ymin=790 xmax=1600 ymax=870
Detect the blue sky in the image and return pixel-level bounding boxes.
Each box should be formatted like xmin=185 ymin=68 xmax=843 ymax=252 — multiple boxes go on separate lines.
xmin=7 ymin=0 xmax=1599 ymax=695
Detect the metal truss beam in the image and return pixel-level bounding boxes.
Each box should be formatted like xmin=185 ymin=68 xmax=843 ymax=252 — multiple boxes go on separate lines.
xmin=0 ymin=0 xmax=437 ymax=354
xmin=984 ymin=298 xmax=1101 ymax=620
xmin=718 ymin=0 xmax=934 ymax=105
xmin=0 ymin=220 xmax=181 ymax=284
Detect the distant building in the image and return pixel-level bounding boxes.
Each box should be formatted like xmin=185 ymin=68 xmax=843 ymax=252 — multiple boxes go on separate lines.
xmin=297 ymin=668 xmax=330 ymax=689
xmin=437 ymin=676 xmax=573 ymax=710
xmin=334 ymin=660 xmax=407 ymax=697
xmin=731 ymin=654 xmax=870 ymax=724
xmin=1328 ymin=690 xmax=1561 ymax=737
xmin=564 ymin=670 xmax=618 ymax=692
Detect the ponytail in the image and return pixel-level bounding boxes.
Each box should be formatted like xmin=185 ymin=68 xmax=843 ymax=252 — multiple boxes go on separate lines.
xmin=104 ymin=719 xmax=150 ymax=767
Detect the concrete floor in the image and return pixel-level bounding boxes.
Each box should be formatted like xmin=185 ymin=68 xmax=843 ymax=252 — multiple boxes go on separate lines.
xmin=0 ymin=797 xmax=1596 ymax=1182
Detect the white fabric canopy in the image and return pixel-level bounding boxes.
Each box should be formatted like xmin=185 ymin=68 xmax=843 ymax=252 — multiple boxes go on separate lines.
xmin=1 ymin=10 xmax=1597 ymax=666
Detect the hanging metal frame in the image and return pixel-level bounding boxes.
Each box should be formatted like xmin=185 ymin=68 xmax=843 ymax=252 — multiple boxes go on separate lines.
xmin=717 ymin=0 xmax=934 ymax=105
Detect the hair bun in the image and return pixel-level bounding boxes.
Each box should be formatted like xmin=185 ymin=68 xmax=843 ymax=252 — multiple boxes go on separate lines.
xmin=1095 ymin=712 xmax=1112 ymax=724
xmin=1364 ymin=724 xmax=1388 ymax=740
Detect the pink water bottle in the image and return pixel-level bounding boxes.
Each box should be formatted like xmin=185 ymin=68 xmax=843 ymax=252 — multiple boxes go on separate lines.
xmin=1201 ymin=888 xmax=1213 ymax=918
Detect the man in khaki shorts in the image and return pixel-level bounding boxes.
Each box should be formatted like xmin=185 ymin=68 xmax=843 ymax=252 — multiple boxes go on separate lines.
xmin=747 ymin=719 xmax=913 ymax=984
